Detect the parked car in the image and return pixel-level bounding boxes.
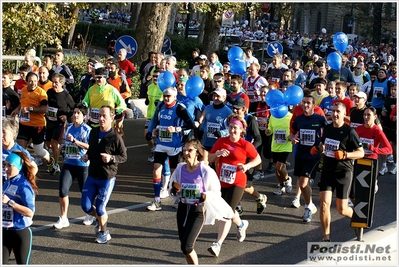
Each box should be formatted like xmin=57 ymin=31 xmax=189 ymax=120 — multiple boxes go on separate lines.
xmin=241 ymin=39 xmax=272 ymax=63
xmin=219 ymin=34 xmax=242 ymax=49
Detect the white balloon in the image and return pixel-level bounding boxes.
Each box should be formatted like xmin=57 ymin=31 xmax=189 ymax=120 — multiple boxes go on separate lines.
xmin=321 ymin=28 xmax=326 ymax=34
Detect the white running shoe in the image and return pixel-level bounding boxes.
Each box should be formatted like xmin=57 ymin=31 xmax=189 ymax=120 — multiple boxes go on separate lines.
xmin=160 ymin=188 xmax=169 ymax=199
xmin=273 ymin=186 xmax=286 ymax=195
xmin=390 ymin=165 xmax=397 ymax=175
xmin=54 ymin=216 xmax=70 ymax=229
xmin=236 ymin=220 xmax=249 ymax=242
xmin=379 ymin=166 xmax=388 ymax=176
xmin=284 ymin=176 xmax=293 ymax=193
xmin=291 ymin=196 xmax=301 ymax=208
xmin=83 ymin=214 xmax=94 ymax=226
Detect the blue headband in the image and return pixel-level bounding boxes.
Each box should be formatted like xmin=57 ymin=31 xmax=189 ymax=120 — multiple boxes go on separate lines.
xmin=5 ymin=153 xmax=23 ymax=171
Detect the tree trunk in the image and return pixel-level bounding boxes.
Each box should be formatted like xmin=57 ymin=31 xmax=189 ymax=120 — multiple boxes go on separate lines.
xmin=167 ymin=3 xmax=179 ymax=34
xmin=201 ymin=5 xmax=221 ymax=56
xmin=197 ymin=15 xmax=206 ymax=44
xmin=372 ymin=3 xmax=382 ymax=44
xmin=134 ymin=3 xmax=172 ymax=65
xmin=67 ymin=6 xmax=80 ymax=49
xmin=129 ymin=3 xmax=142 ymax=29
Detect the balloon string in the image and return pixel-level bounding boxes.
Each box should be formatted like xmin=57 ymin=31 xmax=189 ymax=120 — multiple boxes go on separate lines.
xmin=249 ymin=108 xmax=272 ymax=115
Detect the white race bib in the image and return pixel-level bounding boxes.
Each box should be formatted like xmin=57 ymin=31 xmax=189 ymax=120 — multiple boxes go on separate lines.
xmin=300 ymin=129 xmax=316 ymax=146
xmin=47 ymin=106 xmax=58 ymax=121
xmin=360 ymin=137 xmax=374 ymax=155
xmin=274 ymin=129 xmax=287 ymax=144
xmin=220 ymin=163 xmax=237 ymax=184
xmin=158 ymin=126 xmax=172 ymax=142
xmin=324 ymin=138 xmax=340 ymax=158
xmin=181 ymin=183 xmax=201 ymax=204
xmin=2 ymin=204 xmax=14 ymax=228
xmin=19 ymin=110 xmax=30 ymax=122
xmin=206 ymin=122 xmax=220 ymax=138
xmin=90 ymin=108 xmax=100 ymax=123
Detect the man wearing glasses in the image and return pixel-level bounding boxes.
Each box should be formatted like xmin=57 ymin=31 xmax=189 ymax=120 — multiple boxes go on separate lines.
xmin=82 ymin=67 xmax=126 ymax=129
xmin=146 ymin=87 xmax=194 ymax=211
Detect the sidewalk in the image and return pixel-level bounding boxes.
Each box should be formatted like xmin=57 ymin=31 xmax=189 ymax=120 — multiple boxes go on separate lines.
xmin=298 ymin=221 xmax=397 ymax=266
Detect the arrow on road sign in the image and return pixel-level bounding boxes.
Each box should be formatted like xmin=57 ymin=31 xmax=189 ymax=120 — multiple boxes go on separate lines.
xmin=354 ymin=202 xmax=368 ymax=218
xmin=119 ymin=39 xmax=132 ymax=54
xmin=271 ymin=43 xmax=279 ymax=54
xmin=356 ymin=170 xmax=370 ymax=188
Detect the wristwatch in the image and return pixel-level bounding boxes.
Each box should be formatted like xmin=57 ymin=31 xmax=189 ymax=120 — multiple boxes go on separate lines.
xmin=175 ymin=127 xmax=182 ymax=133
xmin=29 ymin=107 xmax=33 ymax=112
xmin=8 ymin=199 xmax=15 ymax=207
xmin=72 ymin=137 xmax=76 ymax=143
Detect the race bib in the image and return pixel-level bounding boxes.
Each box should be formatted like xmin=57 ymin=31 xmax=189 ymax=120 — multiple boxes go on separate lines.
xmin=2 ymin=204 xmax=14 ymax=228
xmin=181 ymin=183 xmax=201 ymax=205
xmin=360 ymin=137 xmax=374 ymax=155
xmin=206 ymin=122 xmax=220 ymax=138
xmin=373 ymin=87 xmax=383 ymax=98
xmin=300 ymin=129 xmax=316 ymax=146
xmin=90 ymin=108 xmax=100 ymax=123
xmin=158 ymin=126 xmax=172 ymax=142
xmin=274 ymin=129 xmax=287 ymax=144
xmin=47 ymin=106 xmax=58 ymax=121
xmin=220 ymin=163 xmax=237 ymax=184
xmin=324 ymin=138 xmax=340 ymax=158
xmin=350 ymin=122 xmax=362 ymax=129
xmin=65 ymin=143 xmax=80 ymax=159
xmin=19 ymin=110 xmax=30 ymax=122
xmin=257 ymin=117 xmax=268 ymax=131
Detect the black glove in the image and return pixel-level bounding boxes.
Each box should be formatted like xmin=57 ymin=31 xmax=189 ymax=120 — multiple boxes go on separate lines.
xmin=145 ymin=98 xmax=149 ymax=105
xmin=145 ymin=131 xmax=152 ymax=141
xmin=213 ymin=130 xmax=222 ymax=138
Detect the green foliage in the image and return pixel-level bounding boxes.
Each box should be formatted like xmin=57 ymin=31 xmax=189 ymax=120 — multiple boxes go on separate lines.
xmin=168 ymin=35 xmax=203 ymax=63
xmin=62 ymin=54 xmax=90 ymax=98
xmin=75 ymin=22 xmax=135 ymax=49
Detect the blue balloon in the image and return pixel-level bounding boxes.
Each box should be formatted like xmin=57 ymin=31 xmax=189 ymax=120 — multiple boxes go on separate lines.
xmin=230 ymin=59 xmax=246 ymax=75
xmin=284 ymin=85 xmax=304 ymax=106
xmin=266 ymin=89 xmax=284 ymax=108
xmin=228 ymin=46 xmax=244 ymax=61
xmin=158 ymin=71 xmax=176 ymax=91
xmin=185 ymin=76 xmax=204 ymax=99
xmin=327 ymin=52 xmax=342 ymax=71
xmin=270 ymin=105 xmax=288 ymax=119
xmin=333 ymin=32 xmax=348 ymax=53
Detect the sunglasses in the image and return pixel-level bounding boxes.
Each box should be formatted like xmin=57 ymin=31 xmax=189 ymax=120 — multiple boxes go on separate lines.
xmin=214 ymin=80 xmax=223 ymax=83
xmin=153 ymin=75 xmax=159 ymax=78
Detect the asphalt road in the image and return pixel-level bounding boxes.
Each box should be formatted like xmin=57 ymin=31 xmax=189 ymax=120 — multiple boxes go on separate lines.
xmin=7 ymin=118 xmax=397 ymax=265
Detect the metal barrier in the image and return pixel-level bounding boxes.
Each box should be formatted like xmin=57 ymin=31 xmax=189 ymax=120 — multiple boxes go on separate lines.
xmin=2 ymin=55 xmax=42 ymax=74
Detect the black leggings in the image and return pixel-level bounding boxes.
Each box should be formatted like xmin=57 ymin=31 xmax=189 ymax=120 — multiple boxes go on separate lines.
xmin=259 ymin=131 xmax=273 ymax=159
xmin=176 ymin=203 xmax=205 ymax=255
xmin=59 ymin=164 xmax=88 ymax=197
xmin=3 ymin=227 xmax=32 ymax=264
xmin=221 ymin=186 xmax=245 ymax=211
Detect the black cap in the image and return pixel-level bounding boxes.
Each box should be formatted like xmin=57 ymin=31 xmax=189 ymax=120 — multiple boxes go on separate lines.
xmin=108 ymin=57 xmax=118 ymax=65
xmin=95 ymin=67 xmax=107 ymax=76
xmin=232 ymin=98 xmax=246 ymax=109
xmin=313 ymin=77 xmax=327 ymax=85
xmin=314 ymin=61 xmax=323 ymax=68
xmin=88 ymin=58 xmax=97 ymax=65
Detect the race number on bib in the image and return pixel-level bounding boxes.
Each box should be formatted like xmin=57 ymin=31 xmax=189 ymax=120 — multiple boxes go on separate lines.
xmin=257 ymin=117 xmax=268 ymax=131
xmin=90 ymin=108 xmax=100 ymax=123
xmin=360 ymin=137 xmax=374 ymax=155
xmin=47 ymin=107 xmax=58 ymax=121
xmin=158 ymin=126 xmax=172 ymax=142
xmin=324 ymin=138 xmax=340 ymax=158
xmin=65 ymin=144 xmax=80 ymax=159
xmin=206 ymin=122 xmax=220 ymax=138
xmin=19 ymin=110 xmax=30 ymax=122
xmin=220 ymin=163 xmax=237 ymax=184
xmin=300 ymin=129 xmax=316 ymax=146
xmin=2 ymin=204 xmax=14 ymax=228
xmin=181 ymin=183 xmax=201 ymax=204
xmin=274 ymin=129 xmax=287 ymax=144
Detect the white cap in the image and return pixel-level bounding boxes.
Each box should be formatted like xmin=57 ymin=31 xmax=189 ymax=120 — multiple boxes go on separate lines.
xmin=213 ymin=88 xmax=226 ymax=97
xmin=199 ymin=54 xmax=207 ymax=60
xmin=355 ymin=91 xmax=367 ymax=99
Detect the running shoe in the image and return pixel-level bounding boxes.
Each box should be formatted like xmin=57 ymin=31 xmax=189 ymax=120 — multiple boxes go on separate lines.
xmin=387 ymin=154 xmax=394 ymax=163
xmin=34 ymin=157 xmax=43 ymax=166
xmin=253 ymin=170 xmax=265 ymax=180
xmin=236 ymin=220 xmax=249 ymax=242
xmin=256 ymin=194 xmax=267 ymax=214
xmin=51 ymin=162 xmax=61 ymax=175
xmin=303 ymin=208 xmax=313 ymax=223
xmin=147 ymin=154 xmax=154 ymax=163
xmin=273 ymin=186 xmax=286 ymax=195
xmin=53 ymin=216 xmax=70 ymax=229
xmin=47 ymin=157 xmax=55 ymax=173
xmin=291 ymin=196 xmax=301 ymax=208
xmin=160 ymin=188 xmax=169 ymax=199
xmin=94 ymin=220 xmax=101 ymax=234
xmin=379 ymin=166 xmax=388 ymax=176
xmin=390 ymin=165 xmax=397 ymax=175
xmin=284 ymin=176 xmax=293 ymax=192
xmin=147 ymin=200 xmax=162 ymax=211
xmin=83 ymin=215 xmax=94 ymax=226
xmin=265 ymin=164 xmax=274 ymax=173
xmin=207 ymin=242 xmax=221 ymax=257
xmin=95 ymin=230 xmax=111 ymax=244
